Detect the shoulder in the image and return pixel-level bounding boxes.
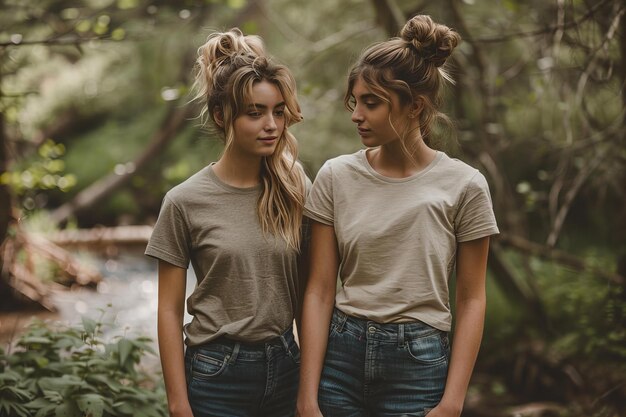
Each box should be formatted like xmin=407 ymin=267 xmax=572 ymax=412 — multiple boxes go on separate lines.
xmin=433 ymin=153 xmax=488 ymax=185
xmin=437 ymin=153 xmax=479 ymax=176
xmin=164 ymin=165 xmax=214 ymax=206
xmin=316 ymin=150 xmax=364 ymax=177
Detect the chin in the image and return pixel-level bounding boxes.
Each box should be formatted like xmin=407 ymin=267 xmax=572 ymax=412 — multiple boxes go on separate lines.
xmin=257 ymin=148 xmax=278 ymax=158
xmin=361 ymin=138 xmax=381 ymax=147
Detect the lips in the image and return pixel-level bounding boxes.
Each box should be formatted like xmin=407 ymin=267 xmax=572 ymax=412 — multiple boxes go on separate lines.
xmin=357 ymin=127 xmax=371 ymax=136
xmin=258 ymin=136 xmax=277 ymax=142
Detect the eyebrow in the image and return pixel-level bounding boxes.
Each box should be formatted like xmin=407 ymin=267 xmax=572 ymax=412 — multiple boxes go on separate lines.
xmin=355 ymin=93 xmax=380 ymax=101
xmin=247 ymin=102 xmax=286 ymax=110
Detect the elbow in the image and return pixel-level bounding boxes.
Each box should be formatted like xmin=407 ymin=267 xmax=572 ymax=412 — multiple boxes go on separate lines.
xmin=304 ymin=276 xmax=337 ymax=307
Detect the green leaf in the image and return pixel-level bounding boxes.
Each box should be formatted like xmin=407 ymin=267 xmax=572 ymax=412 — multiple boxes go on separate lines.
xmin=35 ymin=404 xmax=58 ymax=417
xmin=20 ymin=336 xmax=53 ymax=345
xmin=112 ymin=400 xmax=135 ymax=415
xmin=76 ymin=394 xmax=105 ymax=417
xmin=25 ymin=397 xmax=52 ymax=410
xmin=39 ymin=375 xmax=83 ymax=393
xmin=85 ymin=375 xmax=121 ymax=393
xmin=54 ymin=401 xmax=81 ymax=417
xmin=82 ymin=317 xmax=97 ymax=335
xmin=35 ymin=356 xmax=50 ymax=368
xmin=118 ymin=339 xmax=133 ymax=369
xmin=0 ymin=386 xmax=33 ymax=401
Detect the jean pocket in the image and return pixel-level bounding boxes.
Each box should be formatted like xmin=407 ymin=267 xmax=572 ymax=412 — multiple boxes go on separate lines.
xmin=287 ymin=343 xmax=300 ymax=365
xmin=405 ymin=333 xmax=448 ymax=365
xmin=191 ymin=349 xmax=229 ymax=379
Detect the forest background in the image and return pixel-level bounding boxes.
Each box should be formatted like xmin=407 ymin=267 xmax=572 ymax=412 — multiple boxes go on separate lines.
xmin=0 ymin=0 xmax=624 ymax=416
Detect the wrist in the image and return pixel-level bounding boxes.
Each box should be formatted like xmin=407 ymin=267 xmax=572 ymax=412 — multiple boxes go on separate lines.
xmin=296 ymin=394 xmax=319 ymax=410
xmin=437 ymin=398 xmax=463 ymax=416
xmin=167 ymin=399 xmax=192 ymax=415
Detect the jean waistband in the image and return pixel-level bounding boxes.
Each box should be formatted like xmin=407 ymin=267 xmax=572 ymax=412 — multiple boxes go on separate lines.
xmin=187 ymin=326 xmax=296 ymax=361
xmin=331 ymin=308 xmax=444 ymax=345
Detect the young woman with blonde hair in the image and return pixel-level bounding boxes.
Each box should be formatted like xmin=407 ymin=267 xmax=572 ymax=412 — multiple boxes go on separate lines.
xmin=146 ymin=28 xmax=308 ymax=417
xmin=297 ymin=15 xmax=499 ymax=417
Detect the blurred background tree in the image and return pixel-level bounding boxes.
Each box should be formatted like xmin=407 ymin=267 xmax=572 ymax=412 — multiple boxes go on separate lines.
xmin=0 ymin=0 xmax=624 ymax=415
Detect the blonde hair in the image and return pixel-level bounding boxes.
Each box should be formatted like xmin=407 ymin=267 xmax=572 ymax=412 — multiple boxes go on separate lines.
xmin=345 ymin=15 xmax=461 ymax=148
xmin=191 ymin=28 xmax=306 ymax=250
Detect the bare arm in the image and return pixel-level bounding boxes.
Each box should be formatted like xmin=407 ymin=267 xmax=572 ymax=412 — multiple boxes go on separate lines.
xmin=295 ymin=216 xmax=312 ymax=339
xmin=296 ymin=221 xmax=340 ymax=417
xmin=433 ymin=236 xmax=490 ymax=417
xmin=157 ymin=260 xmax=194 ymax=417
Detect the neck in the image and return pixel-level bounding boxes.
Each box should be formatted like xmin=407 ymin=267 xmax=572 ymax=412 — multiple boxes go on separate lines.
xmin=213 ymin=150 xmax=263 ymax=188
xmin=369 ymin=128 xmax=437 ymax=178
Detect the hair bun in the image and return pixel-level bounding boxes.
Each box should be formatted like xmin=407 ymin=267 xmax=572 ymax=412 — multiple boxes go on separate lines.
xmin=213 ymin=28 xmax=264 ymax=59
xmin=400 ymin=15 xmax=460 ymax=67
xmin=194 ymin=28 xmax=267 ymax=98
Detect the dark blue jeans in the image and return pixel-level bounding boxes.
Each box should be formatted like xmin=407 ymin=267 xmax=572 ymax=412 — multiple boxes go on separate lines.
xmin=185 ymin=327 xmax=300 ymax=417
xmin=319 ymin=308 xmax=450 ymax=417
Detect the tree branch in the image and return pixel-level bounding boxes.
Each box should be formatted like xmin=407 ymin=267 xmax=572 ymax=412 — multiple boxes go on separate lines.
xmin=369 ymin=0 xmax=405 ymax=37
xmin=49 ymin=102 xmax=194 ymax=225
xmin=497 ymin=233 xmax=624 ymax=285
xmin=546 ymin=147 xmax=606 ymax=247
xmin=476 ymin=0 xmax=615 ymax=43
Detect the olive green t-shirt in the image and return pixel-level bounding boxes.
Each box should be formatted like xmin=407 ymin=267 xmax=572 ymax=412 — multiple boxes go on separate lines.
xmin=145 ymin=164 xmax=307 ymax=346
xmin=304 ymin=150 xmax=499 ymax=331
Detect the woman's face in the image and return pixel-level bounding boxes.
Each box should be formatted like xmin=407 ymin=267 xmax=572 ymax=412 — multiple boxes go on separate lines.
xmin=349 ymin=77 xmax=411 ymax=147
xmin=230 ymin=80 xmax=286 ymax=159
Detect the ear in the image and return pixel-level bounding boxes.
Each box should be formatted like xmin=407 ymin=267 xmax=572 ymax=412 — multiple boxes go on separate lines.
xmin=213 ymin=106 xmax=224 ymax=128
xmin=408 ymin=97 xmax=424 ymax=119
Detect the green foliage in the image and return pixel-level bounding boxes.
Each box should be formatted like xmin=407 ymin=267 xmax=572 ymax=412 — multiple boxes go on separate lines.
xmin=1 ymin=140 xmax=76 ymax=196
xmin=0 ymin=140 xmax=77 ymax=213
xmin=487 ymin=248 xmax=626 ymax=362
xmin=536 ymin=258 xmax=626 ymax=361
xmin=0 ymin=318 xmax=167 ymax=417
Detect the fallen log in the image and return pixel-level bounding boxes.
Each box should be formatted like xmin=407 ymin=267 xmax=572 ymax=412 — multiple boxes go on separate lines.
xmin=45 ymin=225 xmax=152 ymax=247
xmin=24 ymin=232 xmax=101 ymax=287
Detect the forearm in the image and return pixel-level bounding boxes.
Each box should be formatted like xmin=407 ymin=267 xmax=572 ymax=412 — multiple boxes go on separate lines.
xmin=297 ymin=288 xmax=335 ymax=408
xmin=439 ymin=297 xmax=486 ymax=414
xmin=158 ymin=308 xmax=192 ymax=415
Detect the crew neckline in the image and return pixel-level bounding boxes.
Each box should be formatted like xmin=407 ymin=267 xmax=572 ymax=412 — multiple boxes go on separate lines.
xmin=359 ymin=148 xmax=443 ymax=183
xmin=207 ymin=163 xmax=262 ymax=194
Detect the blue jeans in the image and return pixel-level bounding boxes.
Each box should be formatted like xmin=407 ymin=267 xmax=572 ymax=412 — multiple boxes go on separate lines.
xmin=319 ymin=308 xmax=450 ymax=417
xmin=185 ymin=327 xmax=300 ymax=417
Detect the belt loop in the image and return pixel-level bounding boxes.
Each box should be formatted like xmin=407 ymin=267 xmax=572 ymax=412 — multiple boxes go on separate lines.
xmin=335 ymin=308 xmax=347 ymax=333
xmin=229 ymin=342 xmax=240 ymax=364
xmin=280 ymin=334 xmax=290 ymax=354
xmin=398 ymin=324 xmax=405 ymax=348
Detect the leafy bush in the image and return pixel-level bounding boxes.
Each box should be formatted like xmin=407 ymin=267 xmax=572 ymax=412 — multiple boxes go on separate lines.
xmin=0 ymin=317 xmax=167 ymax=417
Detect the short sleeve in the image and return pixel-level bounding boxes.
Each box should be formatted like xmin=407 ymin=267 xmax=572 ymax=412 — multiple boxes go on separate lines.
xmin=144 ymin=196 xmax=191 ymax=268
xmin=304 ymin=161 xmax=334 ymax=225
xmin=455 ymin=172 xmax=500 ymax=242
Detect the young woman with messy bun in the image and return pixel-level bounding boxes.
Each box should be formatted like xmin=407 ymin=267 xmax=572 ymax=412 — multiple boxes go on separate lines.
xmin=146 ymin=29 xmax=308 ymax=417
xmin=297 ymin=15 xmax=499 ymax=417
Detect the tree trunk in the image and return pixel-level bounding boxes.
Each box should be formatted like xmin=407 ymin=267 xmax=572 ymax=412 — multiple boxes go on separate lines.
xmin=0 ymin=49 xmax=13 ymax=270
xmin=369 ymin=0 xmax=405 ymax=36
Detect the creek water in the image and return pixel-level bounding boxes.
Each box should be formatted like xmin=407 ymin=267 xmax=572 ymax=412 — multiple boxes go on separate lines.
xmin=20 ymin=246 xmax=195 ymax=351
xmin=60 ymin=247 xmax=193 ymax=333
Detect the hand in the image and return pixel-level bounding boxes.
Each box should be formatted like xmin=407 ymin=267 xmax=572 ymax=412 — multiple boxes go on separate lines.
xmin=424 ymin=402 xmax=462 ymax=417
xmin=296 ymin=402 xmax=324 ymax=417
xmin=168 ymin=402 xmax=195 ymax=417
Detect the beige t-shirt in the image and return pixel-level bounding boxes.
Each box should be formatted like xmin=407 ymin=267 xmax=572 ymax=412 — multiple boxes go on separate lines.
xmin=145 ymin=164 xmax=308 ymax=345
xmin=304 ymin=150 xmax=499 ymax=331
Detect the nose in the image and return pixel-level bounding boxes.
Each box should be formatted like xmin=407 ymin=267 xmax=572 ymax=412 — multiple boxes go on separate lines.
xmin=351 ymin=106 xmax=363 ymax=124
xmin=265 ymin=115 xmax=277 ymax=131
